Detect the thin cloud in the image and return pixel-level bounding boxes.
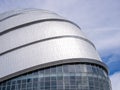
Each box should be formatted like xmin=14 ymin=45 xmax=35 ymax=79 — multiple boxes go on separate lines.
xmin=84 ymin=28 xmax=120 ymax=52
xmin=102 ymin=52 xmax=120 ymax=75
xmin=110 ymin=72 xmax=120 ymax=90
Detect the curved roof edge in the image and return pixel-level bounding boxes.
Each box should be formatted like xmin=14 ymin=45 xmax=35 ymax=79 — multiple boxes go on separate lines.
xmin=0 ymin=18 xmax=81 ymax=36
xmin=0 ymin=8 xmax=57 ymax=20
xmin=0 ymin=58 xmax=108 ymax=83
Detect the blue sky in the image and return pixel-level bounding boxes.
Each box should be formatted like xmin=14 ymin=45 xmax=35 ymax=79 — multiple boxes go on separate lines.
xmin=0 ymin=0 xmax=120 ymax=89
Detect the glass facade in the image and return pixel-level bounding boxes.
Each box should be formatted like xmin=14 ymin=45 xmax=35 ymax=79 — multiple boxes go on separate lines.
xmin=0 ymin=63 xmax=111 ymax=90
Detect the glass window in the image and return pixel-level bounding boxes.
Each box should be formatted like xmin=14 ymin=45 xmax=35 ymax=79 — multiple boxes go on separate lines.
xmin=50 ymin=67 xmax=56 ymax=74
xmin=56 ymin=66 xmax=62 ymax=73
xmin=0 ymin=63 xmax=111 ymax=90
xmin=44 ymin=68 xmax=50 ymax=74
xmin=75 ymin=64 xmax=81 ymax=73
xmin=68 ymin=64 xmax=75 ymax=73
xmin=63 ymin=65 xmax=69 ymax=73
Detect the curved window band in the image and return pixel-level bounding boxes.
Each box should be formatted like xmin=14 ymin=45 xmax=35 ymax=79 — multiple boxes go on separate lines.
xmin=0 ymin=58 xmax=109 ymax=83
xmin=0 ymin=63 xmax=111 ymax=90
xmin=0 ymin=64 xmax=111 ymax=90
xmin=0 ymin=35 xmax=95 ymax=56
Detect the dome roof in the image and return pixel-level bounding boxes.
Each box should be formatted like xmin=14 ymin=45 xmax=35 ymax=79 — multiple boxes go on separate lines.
xmin=0 ymin=9 xmax=103 ymax=81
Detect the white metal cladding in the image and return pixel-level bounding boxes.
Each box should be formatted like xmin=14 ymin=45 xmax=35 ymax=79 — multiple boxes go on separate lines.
xmin=0 ymin=9 xmax=101 ymax=80
xmin=0 ymin=38 xmax=101 ymax=78
xmin=0 ymin=9 xmax=63 ymax=32
xmin=0 ymin=21 xmax=86 ymax=53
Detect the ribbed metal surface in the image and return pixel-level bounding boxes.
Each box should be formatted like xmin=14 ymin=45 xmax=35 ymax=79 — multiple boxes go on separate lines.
xmin=0 ymin=9 xmax=102 ymax=81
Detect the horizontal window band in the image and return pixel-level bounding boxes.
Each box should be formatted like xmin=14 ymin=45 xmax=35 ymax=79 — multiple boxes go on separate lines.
xmin=0 ymin=18 xmax=81 ymax=36
xmin=0 ymin=35 xmax=95 ymax=56
xmin=0 ymin=58 xmax=108 ymax=83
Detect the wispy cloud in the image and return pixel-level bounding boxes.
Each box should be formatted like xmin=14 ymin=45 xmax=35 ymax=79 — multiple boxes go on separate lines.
xmin=110 ymin=72 xmax=120 ymax=90
xmin=85 ymin=27 xmax=120 ymax=75
xmin=84 ymin=27 xmax=120 ymax=52
xmin=102 ymin=51 xmax=120 ymax=75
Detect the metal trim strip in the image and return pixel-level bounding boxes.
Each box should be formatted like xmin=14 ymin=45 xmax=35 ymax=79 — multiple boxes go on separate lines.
xmin=0 ymin=19 xmax=81 ymax=36
xmin=0 ymin=35 xmax=95 ymax=56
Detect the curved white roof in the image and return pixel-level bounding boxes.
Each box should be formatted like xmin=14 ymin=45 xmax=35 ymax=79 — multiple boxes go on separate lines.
xmin=0 ymin=9 xmax=101 ymax=81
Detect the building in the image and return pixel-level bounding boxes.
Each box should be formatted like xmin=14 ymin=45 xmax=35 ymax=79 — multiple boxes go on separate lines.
xmin=0 ymin=9 xmax=111 ymax=90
